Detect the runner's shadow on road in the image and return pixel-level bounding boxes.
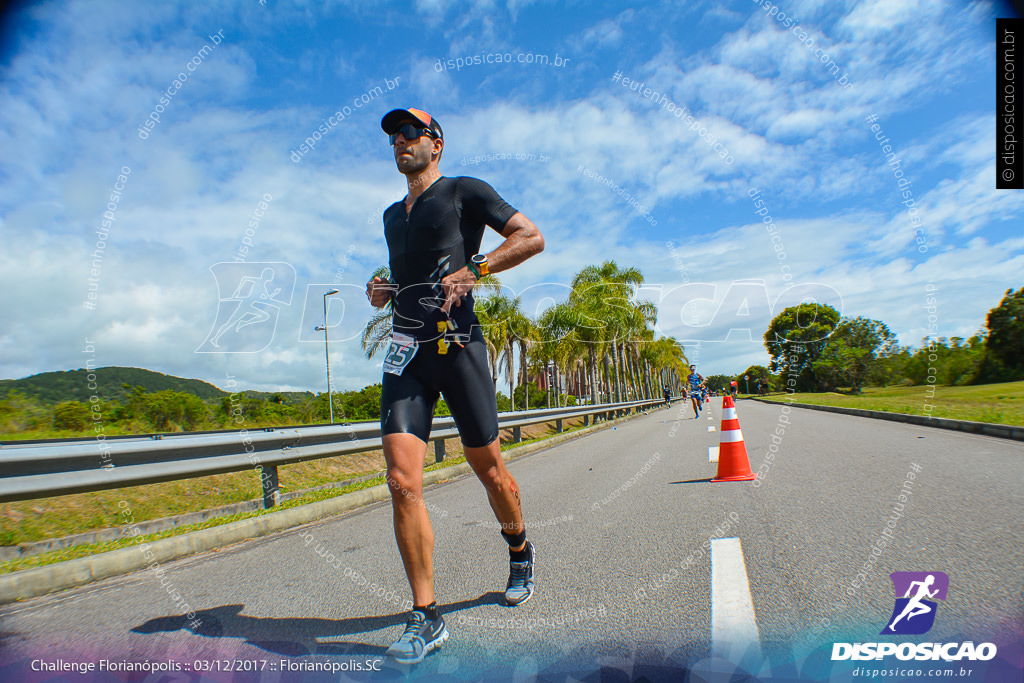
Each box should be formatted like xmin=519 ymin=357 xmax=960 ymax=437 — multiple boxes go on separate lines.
xmin=131 ymin=592 xmax=504 ymax=657
xmin=669 ymin=478 xmax=713 ymax=484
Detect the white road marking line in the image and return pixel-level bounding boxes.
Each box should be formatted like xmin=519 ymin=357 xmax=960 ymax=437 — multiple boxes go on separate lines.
xmin=711 ymin=537 xmax=763 ymax=662
xmin=708 ymin=426 xmax=715 ymax=432
xmin=709 ymin=446 xmax=719 ymax=462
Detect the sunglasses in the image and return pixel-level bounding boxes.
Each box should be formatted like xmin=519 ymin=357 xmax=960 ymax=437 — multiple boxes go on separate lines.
xmin=389 ymin=123 xmax=437 ymax=145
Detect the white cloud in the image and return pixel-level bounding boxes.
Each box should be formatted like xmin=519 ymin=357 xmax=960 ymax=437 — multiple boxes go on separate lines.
xmin=839 ymin=0 xmax=939 ymax=37
xmin=572 ymin=9 xmax=634 ymax=50
xmin=1 ymin=0 xmax=1019 ymax=392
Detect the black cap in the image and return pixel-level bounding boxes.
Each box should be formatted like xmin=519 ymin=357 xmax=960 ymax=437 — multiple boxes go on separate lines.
xmin=381 ymin=107 xmax=443 ymax=140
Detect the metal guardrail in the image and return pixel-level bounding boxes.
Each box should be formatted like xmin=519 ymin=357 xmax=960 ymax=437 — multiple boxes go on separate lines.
xmin=0 ymin=398 xmax=674 ymax=506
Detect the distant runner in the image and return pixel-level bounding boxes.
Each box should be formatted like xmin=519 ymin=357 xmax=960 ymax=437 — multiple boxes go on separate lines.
xmin=687 ymin=365 xmax=705 ymax=418
xmin=367 ymin=107 xmax=545 ymax=665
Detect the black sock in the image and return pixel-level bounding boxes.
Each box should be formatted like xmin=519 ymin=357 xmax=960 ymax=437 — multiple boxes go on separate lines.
xmin=501 ymin=529 xmax=527 ymax=548
xmin=414 ymin=601 xmax=440 ymax=620
xmin=509 ymin=543 xmax=530 ymax=562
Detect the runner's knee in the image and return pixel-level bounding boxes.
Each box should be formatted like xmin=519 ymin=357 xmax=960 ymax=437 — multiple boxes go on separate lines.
xmin=385 ymin=467 xmax=422 ymax=499
xmin=475 ymin=465 xmax=507 ymax=493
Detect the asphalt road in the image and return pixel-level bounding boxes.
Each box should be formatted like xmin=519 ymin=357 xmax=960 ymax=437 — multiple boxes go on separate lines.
xmin=1 ymin=400 xmax=1021 ymax=682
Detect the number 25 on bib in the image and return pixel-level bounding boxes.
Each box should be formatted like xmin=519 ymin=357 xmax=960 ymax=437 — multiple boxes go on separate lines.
xmin=383 ymin=333 xmax=418 ymax=375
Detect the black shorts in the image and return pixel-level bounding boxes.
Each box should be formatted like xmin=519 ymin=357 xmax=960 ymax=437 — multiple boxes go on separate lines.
xmin=380 ymin=326 xmax=499 ymax=448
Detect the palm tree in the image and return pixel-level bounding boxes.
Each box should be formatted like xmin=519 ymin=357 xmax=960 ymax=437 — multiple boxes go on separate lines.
xmin=512 ymin=314 xmax=538 ymax=410
xmin=530 ymin=261 xmax=694 ymax=407
xmin=647 ymin=335 xmax=688 ymax=394
xmin=504 ymin=305 xmax=535 ymax=411
xmin=541 ymin=310 xmax=586 ymax=407
xmin=474 ymin=275 xmax=513 ymax=388
xmin=539 ymin=299 xmax=600 ymax=406
xmin=361 ymin=265 xmax=393 ymax=359
xmin=568 ymin=261 xmax=652 ymax=403
xmin=636 ymin=328 xmax=658 ymax=399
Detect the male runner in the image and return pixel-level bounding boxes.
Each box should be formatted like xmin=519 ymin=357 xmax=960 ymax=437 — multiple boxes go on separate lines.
xmin=687 ymin=365 xmax=704 ymax=418
xmin=366 ymin=107 xmax=545 ymax=664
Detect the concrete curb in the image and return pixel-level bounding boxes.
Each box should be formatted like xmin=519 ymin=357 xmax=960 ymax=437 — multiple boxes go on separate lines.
xmin=750 ymin=398 xmax=1024 ymax=441
xmin=0 ymin=410 xmax=643 ymax=604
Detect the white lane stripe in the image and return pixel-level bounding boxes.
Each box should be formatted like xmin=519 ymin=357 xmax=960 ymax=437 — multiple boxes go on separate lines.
xmin=711 ymin=538 xmax=762 ymax=662
xmin=709 ymin=446 xmax=719 ymax=462
xmin=708 ymin=426 xmax=715 ymax=432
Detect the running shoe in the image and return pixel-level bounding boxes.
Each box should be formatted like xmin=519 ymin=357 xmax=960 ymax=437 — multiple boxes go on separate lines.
xmin=505 ymin=541 xmax=535 ymax=606
xmin=384 ymin=609 xmax=448 ymax=664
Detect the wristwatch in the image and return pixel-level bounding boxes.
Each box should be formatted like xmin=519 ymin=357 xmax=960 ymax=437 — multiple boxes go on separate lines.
xmin=471 ymin=253 xmax=490 ymax=276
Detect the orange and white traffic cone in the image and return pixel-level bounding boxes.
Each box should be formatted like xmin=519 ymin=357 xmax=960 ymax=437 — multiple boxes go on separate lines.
xmin=712 ymin=395 xmax=756 ymax=482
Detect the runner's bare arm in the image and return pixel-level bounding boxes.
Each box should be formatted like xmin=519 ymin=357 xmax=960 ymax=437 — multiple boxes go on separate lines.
xmin=488 ymin=212 xmax=545 ymax=273
xmin=440 ymin=212 xmax=544 ymax=314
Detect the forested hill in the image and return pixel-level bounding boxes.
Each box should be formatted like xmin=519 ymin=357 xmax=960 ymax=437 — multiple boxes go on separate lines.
xmin=0 ymin=367 xmax=229 ymax=404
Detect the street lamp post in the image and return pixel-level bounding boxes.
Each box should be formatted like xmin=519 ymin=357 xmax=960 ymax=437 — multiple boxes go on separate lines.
xmin=315 ymin=289 xmax=339 ymax=423
xmin=548 ymin=361 xmax=556 ymax=409
xmin=545 ymin=362 xmax=551 ymax=409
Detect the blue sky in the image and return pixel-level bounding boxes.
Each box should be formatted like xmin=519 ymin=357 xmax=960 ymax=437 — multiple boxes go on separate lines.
xmin=1 ymin=0 xmax=1022 ymax=395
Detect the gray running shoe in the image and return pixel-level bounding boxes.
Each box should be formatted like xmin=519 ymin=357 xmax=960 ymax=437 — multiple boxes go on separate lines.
xmin=385 ymin=610 xmax=448 ymax=664
xmin=504 ymin=541 xmax=535 ymax=606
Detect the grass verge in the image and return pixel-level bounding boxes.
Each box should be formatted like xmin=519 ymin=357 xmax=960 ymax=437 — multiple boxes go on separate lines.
xmin=0 ymin=455 xmax=469 ymax=576
xmin=755 ymin=381 xmax=1024 ymax=426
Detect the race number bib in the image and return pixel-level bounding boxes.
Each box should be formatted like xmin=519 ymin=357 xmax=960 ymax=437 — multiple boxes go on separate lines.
xmin=382 ymin=333 xmax=418 ymax=376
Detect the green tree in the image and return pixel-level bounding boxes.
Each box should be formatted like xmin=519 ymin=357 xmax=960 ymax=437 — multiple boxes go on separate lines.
xmin=705 ymin=374 xmax=732 ymax=393
xmin=122 ymin=386 xmax=211 ymax=432
xmin=474 ymin=275 xmax=514 ymax=388
xmin=811 ymin=317 xmax=897 ymax=392
xmin=646 ymin=336 xmax=687 ymax=395
xmin=985 ymin=287 xmax=1024 ymax=379
xmin=511 ymin=313 xmax=539 ymax=410
xmin=568 ymin=261 xmax=652 ymax=403
xmin=52 ymin=401 xmax=91 ymax=431
xmin=0 ymin=391 xmax=63 ymax=434
xmin=943 ymin=334 xmax=986 ymax=385
xmin=508 ymin=311 xmax=537 ymax=410
xmin=539 ymin=299 xmax=604 ymax=405
xmin=143 ymin=390 xmax=210 ymax=431
xmin=869 ymin=344 xmax=911 ymax=387
xmin=899 ymin=334 xmax=988 ymax=386
xmin=738 ymin=365 xmax=771 ymax=393
xmin=764 ymin=304 xmax=842 ymax=391
xmin=514 ymin=382 xmax=551 ymax=410
xmin=336 ymin=383 xmax=383 ymax=421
